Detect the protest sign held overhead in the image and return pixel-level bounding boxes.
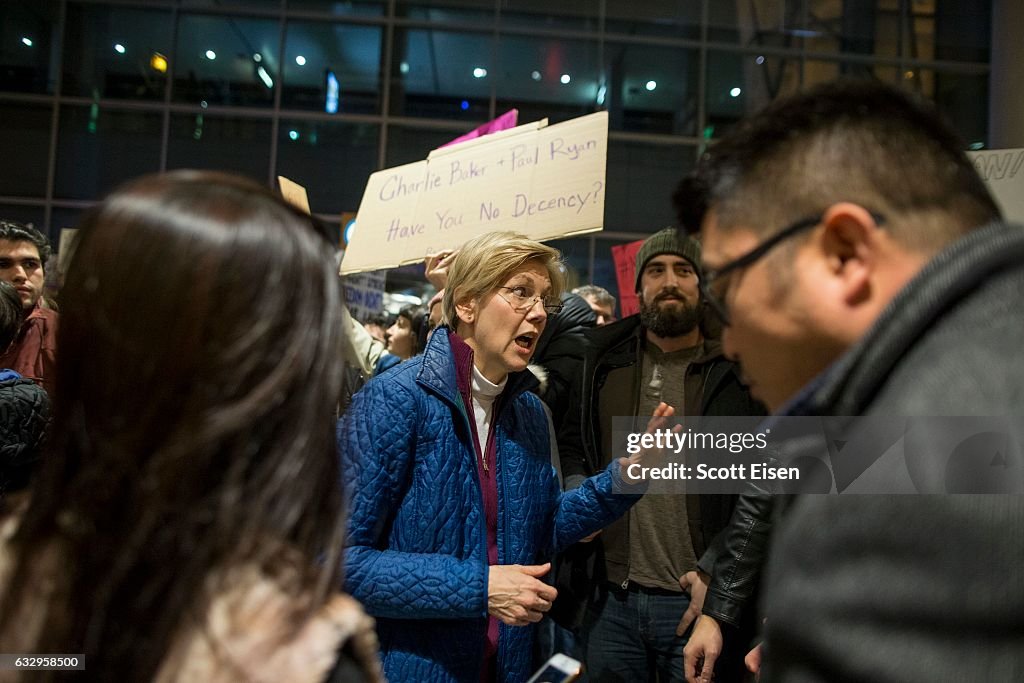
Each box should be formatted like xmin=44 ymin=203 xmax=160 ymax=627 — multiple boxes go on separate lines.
xmin=278 ymin=176 xmax=312 ymax=215
xmin=611 ymin=239 xmax=644 ymax=318
xmin=340 ymin=111 xmax=608 ymax=275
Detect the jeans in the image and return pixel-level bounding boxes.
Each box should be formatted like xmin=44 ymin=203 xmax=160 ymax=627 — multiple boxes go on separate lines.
xmin=583 ymin=583 xmax=690 ymax=683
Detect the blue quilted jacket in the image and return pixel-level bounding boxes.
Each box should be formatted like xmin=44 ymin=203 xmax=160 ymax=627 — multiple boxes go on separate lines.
xmin=339 ymin=329 xmax=640 ymax=683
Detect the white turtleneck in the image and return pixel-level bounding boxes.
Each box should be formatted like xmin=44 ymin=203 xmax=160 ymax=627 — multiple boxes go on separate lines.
xmin=471 ymin=366 xmax=506 ymax=454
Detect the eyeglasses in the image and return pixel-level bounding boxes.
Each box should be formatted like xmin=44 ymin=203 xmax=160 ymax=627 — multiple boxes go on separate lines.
xmin=497 ymin=285 xmax=564 ymax=316
xmin=699 ymin=212 xmax=886 ymax=325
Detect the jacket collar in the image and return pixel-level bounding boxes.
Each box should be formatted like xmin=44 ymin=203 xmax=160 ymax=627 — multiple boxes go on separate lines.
xmin=588 ymin=314 xmax=725 ymax=366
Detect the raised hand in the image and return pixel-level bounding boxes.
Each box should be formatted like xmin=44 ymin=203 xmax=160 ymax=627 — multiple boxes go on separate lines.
xmin=425 ymin=250 xmax=458 ymax=289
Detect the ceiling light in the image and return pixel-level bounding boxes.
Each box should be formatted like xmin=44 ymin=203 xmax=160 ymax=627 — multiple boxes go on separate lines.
xmin=730 ymin=87 xmax=742 ymax=97
xmin=114 ymin=43 xmax=126 ymax=54
xmin=326 ymin=70 xmax=339 ymax=114
xmin=295 ymin=55 xmax=306 ymax=66
xmin=755 ymin=55 xmax=765 ymax=65
xmin=205 ymin=50 xmax=216 ymax=60
xmin=150 ymin=52 xmax=168 ymax=73
xmin=21 ymin=37 xmax=33 ymax=47
xmin=253 ymin=53 xmax=262 ymax=63
xmin=560 ymin=74 xmax=571 ymax=84
xmin=645 ymin=80 xmax=657 ymax=91
xmin=473 ymin=67 xmax=487 ymax=78
xmin=289 ymin=130 xmax=299 ymax=141
xmin=400 ymin=61 xmax=410 ymax=74
xmin=596 ymin=84 xmax=606 ymax=106
xmin=531 ymin=70 xmax=541 ymax=81
xmin=460 ymin=100 xmax=470 ymax=111
xmin=257 ymin=65 xmax=273 ymax=88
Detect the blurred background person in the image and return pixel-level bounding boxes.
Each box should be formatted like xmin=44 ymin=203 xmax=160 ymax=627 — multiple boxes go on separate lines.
xmin=572 ymin=285 xmax=617 ymax=326
xmin=0 ymin=220 xmax=58 ymax=395
xmin=374 ymin=303 xmax=428 ymax=376
xmin=362 ymin=313 xmax=390 ymax=345
xmin=0 ymin=171 xmax=381 ymax=683
xmin=0 ymin=280 xmax=50 ymax=507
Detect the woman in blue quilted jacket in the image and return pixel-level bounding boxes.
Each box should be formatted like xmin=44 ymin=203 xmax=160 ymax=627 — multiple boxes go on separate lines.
xmin=340 ymin=231 xmax=670 ymax=683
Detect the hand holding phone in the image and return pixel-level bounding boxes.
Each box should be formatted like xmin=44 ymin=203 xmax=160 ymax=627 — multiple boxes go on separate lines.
xmin=525 ymin=654 xmax=582 ymax=683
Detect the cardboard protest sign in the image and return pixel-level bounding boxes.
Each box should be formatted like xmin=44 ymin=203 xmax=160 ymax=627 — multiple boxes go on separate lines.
xmin=340 ymin=111 xmax=608 ymax=275
xmin=968 ymin=148 xmax=1024 ymax=223
xmin=611 ymin=239 xmax=644 ymax=318
xmin=278 ymin=176 xmax=312 ymax=215
xmin=274 ymin=177 xmax=387 ymax=318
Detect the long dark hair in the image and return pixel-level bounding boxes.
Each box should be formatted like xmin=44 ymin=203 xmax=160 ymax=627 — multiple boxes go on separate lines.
xmin=0 ymin=171 xmax=346 ymax=680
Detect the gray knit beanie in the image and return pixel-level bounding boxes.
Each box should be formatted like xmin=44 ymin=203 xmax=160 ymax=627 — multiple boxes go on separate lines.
xmin=634 ymin=227 xmax=702 ymax=292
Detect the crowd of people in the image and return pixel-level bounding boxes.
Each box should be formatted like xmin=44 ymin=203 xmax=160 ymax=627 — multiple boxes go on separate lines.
xmin=0 ymin=78 xmax=1021 ymax=683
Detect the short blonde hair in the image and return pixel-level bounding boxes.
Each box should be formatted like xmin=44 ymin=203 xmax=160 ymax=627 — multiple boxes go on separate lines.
xmin=442 ymin=231 xmax=564 ymax=327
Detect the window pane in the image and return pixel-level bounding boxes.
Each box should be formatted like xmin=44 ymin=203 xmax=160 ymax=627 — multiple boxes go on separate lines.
xmin=931 ymin=0 xmax=991 ymax=63
xmin=706 ymin=51 xmax=801 ymax=138
xmin=55 ymin=106 xmax=162 ymax=201
xmin=283 ymin=21 xmax=382 ymax=113
xmin=0 ymin=103 xmax=52 ymax=197
xmin=395 ymin=0 xmax=495 ymax=24
xmin=51 ymin=207 xmax=82 ymax=234
xmin=708 ymin=0 xmax=800 ymax=47
xmin=501 ymin=0 xmax=600 ymax=32
xmin=606 ymin=0 xmax=700 ymax=39
xmin=390 ymin=29 xmax=493 ymax=120
xmin=276 ymin=120 xmax=379 ymax=213
xmin=288 ymin=1 xmax=386 ymax=17
xmin=173 ymin=15 xmax=281 ymax=107
xmin=795 ymin=0 xmax=901 ymax=59
xmin=0 ymin=0 xmax=61 ymax=94
xmin=547 ymin=236 xmax=591 ymax=290
xmin=930 ymin=71 xmax=989 ymax=146
xmin=166 ymin=113 xmax=272 ymax=183
xmin=494 ymin=35 xmax=599 ymax=126
xmin=605 ymin=42 xmax=699 ymax=136
xmin=385 ymin=125 xmax=465 ymax=166
xmin=181 ymin=0 xmax=282 ymax=9
xmin=605 ymin=141 xmax=694 ymax=233
xmin=593 ymin=235 xmax=648 ymax=303
xmin=63 ymin=3 xmax=174 ymax=101
xmin=0 ymin=205 xmax=45 ymax=232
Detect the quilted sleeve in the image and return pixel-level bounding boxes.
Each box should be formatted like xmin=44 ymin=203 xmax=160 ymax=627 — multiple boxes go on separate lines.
xmin=338 ymin=378 xmax=488 ymax=620
xmin=548 ymin=459 xmax=644 ymax=554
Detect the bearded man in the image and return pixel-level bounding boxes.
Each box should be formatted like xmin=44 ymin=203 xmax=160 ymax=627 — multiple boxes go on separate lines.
xmin=556 ymin=228 xmax=763 ymax=682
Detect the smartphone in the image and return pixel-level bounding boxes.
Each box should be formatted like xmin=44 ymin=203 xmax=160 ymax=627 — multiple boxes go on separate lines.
xmin=525 ymin=653 xmax=583 ymax=683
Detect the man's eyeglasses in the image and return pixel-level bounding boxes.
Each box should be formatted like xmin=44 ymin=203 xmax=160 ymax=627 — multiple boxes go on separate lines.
xmin=497 ymin=285 xmax=564 ymax=316
xmin=700 ymin=212 xmax=885 ymax=325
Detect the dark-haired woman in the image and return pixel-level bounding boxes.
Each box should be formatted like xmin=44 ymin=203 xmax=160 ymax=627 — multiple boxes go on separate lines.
xmin=373 ymin=304 xmax=428 ymax=376
xmin=0 ymin=171 xmax=381 ymax=683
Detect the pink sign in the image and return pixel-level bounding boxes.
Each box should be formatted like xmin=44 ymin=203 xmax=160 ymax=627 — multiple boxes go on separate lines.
xmin=437 ymin=109 xmax=519 ymax=149
xmin=611 ymin=239 xmax=645 ymax=318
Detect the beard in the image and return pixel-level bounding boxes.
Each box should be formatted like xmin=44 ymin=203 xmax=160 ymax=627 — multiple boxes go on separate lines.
xmin=639 ymin=292 xmax=701 ymax=338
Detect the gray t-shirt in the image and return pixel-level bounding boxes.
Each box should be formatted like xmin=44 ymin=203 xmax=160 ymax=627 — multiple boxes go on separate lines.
xmin=627 ymin=340 xmax=703 ymax=591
